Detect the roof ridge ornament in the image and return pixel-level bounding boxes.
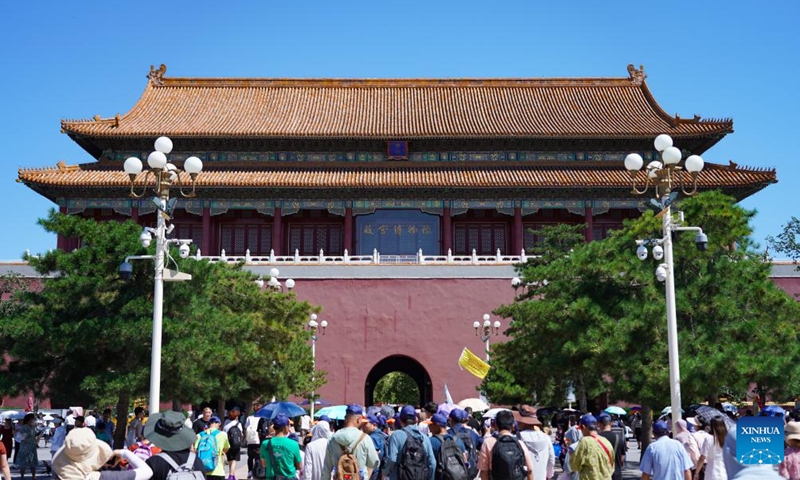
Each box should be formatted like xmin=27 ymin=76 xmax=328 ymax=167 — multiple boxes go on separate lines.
xmin=148 ymin=64 xmax=167 ymax=86
xmin=627 ymin=64 xmax=647 ymax=86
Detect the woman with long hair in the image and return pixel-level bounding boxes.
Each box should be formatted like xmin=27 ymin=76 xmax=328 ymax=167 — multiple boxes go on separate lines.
xmin=15 ymin=413 xmax=38 ymax=480
xmin=694 ymin=417 xmax=727 ymax=480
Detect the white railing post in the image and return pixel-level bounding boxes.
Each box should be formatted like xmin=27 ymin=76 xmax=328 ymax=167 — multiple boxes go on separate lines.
xmin=373 ymin=248 xmax=379 ymax=264
xmin=319 ymin=249 xmax=325 ymax=263
xmin=447 ymin=248 xmax=453 ymax=264
xmin=195 ymin=249 xmax=202 ymax=259
xmin=520 ymin=248 xmax=527 ymax=262
xmin=418 ymin=248 xmax=424 ymax=265
xmin=245 ymin=249 xmax=252 ymax=263
xmin=294 ymin=249 xmax=301 ymax=263
xmin=496 ymin=248 xmax=502 ymax=261
xmin=220 ymin=249 xmax=227 ymax=262
xmin=472 ymin=249 xmax=478 ymax=264
xmin=270 ymin=249 xmax=276 ymax=263
xmin=344 ymin=249 xmax=350 ymax=263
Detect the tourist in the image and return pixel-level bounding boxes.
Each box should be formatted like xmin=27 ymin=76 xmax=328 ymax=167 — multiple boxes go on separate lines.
xmin=102 ymin=409 xmax=116 ymax=440
xmin=694 ymin=417 xmax=727 ymax=480
xmin=222 ymin=407 xmax=243 ymax=480
xmin=515 ymin=413 xmax=554 ymax=480
xmin=477 ymin=410 xmax=533 ymax=480
xmin=672 ymin=420 xmax=700 ymax=474
xmin=0 ymin=433 xmax=11 ymax=480
xmin=568 ymin=414 xmax=613 ymax=479
xmin=780 ymin=421 xmax=800 ymax=480
xmin=598 ymin=412 xmax=625 ymax=480
xmin=428 ymin=413 xmax=466 ymax=480
xmin=261 ymin=414 xmax=302 ymax=480
xmin=324 ymin=405 xmax=379 ymax=480
xmin=15 ymin=413 xmax=38 ymax=480
xmin=639 ymin=420 xmax=693 ymax=480
xmin=193 ymin=407 xmax=213 ymax=434
xmin=52 ymin=427 xmax=153 ymax=480
xmin=50 ymin=417 xmax=67 ymax=458
xmin=303 ymin=419 xmax=332 ymax=480
xmin=686 ymin=418 xmax=709 ymax=480
xmin=363 ymin=414 xmax=388 ymax=480
xmin=384 ymin=405 xmax=435 ymax=480
xmin=448 ymin=409 xmax=482 ymax=480
xmin=631 ymin=413 xmax=643 ymax=450
xmin=127 ymin=407 xmax=146 ymax=448
xmin=195 ymin=416 xmax=229 ymax=480
xmin=144 ymin=411 xmax=205 ymax=480
xmin=244 ymin=411 xmax=263 ymax=479
xmin=0 ymin=419 xmax=12 ymax=464
xmin=96 ymin=421 xmax=113 ymax=446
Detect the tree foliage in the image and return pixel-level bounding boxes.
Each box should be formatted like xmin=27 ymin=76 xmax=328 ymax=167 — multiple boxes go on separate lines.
xmin=0 ymin=211 xmax=324 ymax=412
xmin=483 ymin=192 xmax=800 ymax=413
xmin=768 ymin=216 xmax=800 ymax=263
xmin=373 ymin=372 xmax=419 ymax=405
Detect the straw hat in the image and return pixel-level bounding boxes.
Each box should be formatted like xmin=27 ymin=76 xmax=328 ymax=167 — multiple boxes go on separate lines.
xmin=52 ymin=428 xmax=113 ymax=480
xmin=786 ymin=421 xmax=800 ymax=442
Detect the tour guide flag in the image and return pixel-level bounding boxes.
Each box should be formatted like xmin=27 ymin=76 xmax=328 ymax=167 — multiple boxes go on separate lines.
xmin=459 ymin=347 xmax=491 ymax=379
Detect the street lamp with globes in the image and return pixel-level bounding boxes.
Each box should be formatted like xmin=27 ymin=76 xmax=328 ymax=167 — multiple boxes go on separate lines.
xmin=473 ymin=314 xmax=501 ymax=361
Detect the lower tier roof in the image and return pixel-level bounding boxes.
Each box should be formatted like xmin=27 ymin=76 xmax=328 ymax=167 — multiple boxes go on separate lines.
xmin=18 ymin=161 xmax=776 ymax=202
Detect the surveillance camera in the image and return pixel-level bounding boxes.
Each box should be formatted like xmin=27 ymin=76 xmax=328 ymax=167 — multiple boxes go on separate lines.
xmin=695 ymin=232 xmax=708 ymax=251
xmin=652 ymin=245 xmax=664 ymax=261
xmin=636 ymin=245 xmax=648 ymax=261
xmin=178 ymin=243 xmax=190 ymax=259
xmin=119 ymin=261 xmax=133 ymax=281
xmin=655 ymin=264 xmax=668 ymax=282
xmin=140 ymin=229 xmax=152 ymax=248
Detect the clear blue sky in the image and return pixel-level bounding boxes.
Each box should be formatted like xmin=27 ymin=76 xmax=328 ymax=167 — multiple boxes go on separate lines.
xmin=1 ymin=1 xmax=797 ymax=259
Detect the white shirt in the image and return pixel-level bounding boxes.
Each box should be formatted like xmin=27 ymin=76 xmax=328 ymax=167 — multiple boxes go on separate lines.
xmin=300 ymin=415 xmax=311 ymax=431
xmin=519 ymin=429 xmax=556 ymax=480
xmin=699 ymin=434 xmax=727 ymax=480
xmin=303 ymin=437 xmax=328 ymax=480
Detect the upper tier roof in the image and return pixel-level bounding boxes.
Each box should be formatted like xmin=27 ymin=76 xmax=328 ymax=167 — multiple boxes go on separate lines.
xmin=61 ymin=64 xmax=732 ymax=151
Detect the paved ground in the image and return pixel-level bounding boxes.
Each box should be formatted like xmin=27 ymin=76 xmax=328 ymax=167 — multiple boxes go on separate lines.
xmin=9 ymin=438 xmax=644 ymax=480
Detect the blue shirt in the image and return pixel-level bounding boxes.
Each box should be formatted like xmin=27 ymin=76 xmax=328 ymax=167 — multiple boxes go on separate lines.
xmin=640 ymin=436 xmax=694 ymax=480
xmin=429 ymin=433 xmax=465 ymax=460
xmin=449 ymin=424 xmax=483 ymax=452
xmin=383 ymin=426 xmax=437 ymax=480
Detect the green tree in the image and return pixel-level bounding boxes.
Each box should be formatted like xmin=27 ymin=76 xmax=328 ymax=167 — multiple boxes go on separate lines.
xmin=0 ymin=211 xmax=323 ymax=446
xmin=768 ymin=216 xmax=800 ymax=263
xmin=373 ymin=372 xmax=420 ymax=405
xmin=484 ymin=192 xmax=800 ymax=440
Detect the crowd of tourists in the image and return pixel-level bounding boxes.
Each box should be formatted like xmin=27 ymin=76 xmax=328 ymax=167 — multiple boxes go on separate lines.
xmin=3 ymin=402 xmax=800 ymax=480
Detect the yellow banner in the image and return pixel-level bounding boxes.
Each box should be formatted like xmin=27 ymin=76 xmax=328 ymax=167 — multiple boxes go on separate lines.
xmin=459 ymin=347 xmax=491 ymax=379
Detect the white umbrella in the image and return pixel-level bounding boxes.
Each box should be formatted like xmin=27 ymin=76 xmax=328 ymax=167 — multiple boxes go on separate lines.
xmin=481 ymin=408 xmax=511 ymax=419
xmin=0 ymin=410 xmax=25 ymax=421
xmin=661 ymin=406 xmax=685 ymax=416
xmin=42 ymin=414 xmax=55 ymax=421
xmin=457 ymin=398 xmax=490 ymax=412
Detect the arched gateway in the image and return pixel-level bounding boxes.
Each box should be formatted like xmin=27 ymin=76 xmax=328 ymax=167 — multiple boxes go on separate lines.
xmin=365 ymin=355 xmax=432 ymax=407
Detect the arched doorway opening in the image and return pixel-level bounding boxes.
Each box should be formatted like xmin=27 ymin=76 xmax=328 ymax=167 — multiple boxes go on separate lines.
xmin=365 ymin=355 xmax=432 ymax=407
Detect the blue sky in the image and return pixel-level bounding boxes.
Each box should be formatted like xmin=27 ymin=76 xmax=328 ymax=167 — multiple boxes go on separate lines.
xmin=1 ymin=1 xmax=797 ymax=259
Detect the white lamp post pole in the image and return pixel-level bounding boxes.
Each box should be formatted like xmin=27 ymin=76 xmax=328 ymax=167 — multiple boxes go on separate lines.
xmin=625 ymin=134 xmax=706 ymax=426
xmin=473 ymin=314 xmax=501 ymax=361
xmin=307 ymin=315 xmax=327 ymax=418
xmin=121 ymin=136 xmax=202 ymax=414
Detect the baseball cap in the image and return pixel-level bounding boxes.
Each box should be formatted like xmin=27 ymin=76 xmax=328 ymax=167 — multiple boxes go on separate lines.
xmin=318 ymin=415 xmax=331 ymax=423
xmin=653 ymin=421 xmax=670 ymax=435
xmin=579 ymin=414 xmax=597 ymax=426
xmin=431 ymin=414 xmax=448 ymax=427
xmin=272 ymin=414 xmax=290 ymax=428
xmin=597 ymin=412 xmax=611 ymax=421
xmin=366 ymin=414 xmax=380 ymax=426
xmin=346 ymin=404 xmax=364 ymax=416
xmin=209 ymin=416 xmax=221 ymax=424
xmin=400 ymin=405 xmax=417 ymax=420
xmin=449 ymin=409 xmax=468 ymax=422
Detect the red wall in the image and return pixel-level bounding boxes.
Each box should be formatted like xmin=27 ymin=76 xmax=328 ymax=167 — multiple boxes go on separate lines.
xmin=291 ymin=278 xmax=516 ymax=405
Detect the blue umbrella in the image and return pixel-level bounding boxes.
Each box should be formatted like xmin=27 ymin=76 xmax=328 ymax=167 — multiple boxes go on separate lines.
xmin=254 ymin=401 xmax=306 ymax=419
xmin=760 ymin=405 xmax=785 ymax=417
xmin=314 ymin=405 xmax=348 ymax=420
xmin=604 ymin=406 xmax=627 ymax=415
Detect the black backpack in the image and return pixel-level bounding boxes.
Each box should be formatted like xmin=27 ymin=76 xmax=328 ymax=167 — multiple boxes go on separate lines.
xmin=435 ymin=435 xmax=469 ymax=480
xmin=455 ymin=430 xmax=479 ymax=479
xmin=257 ymin=418 xmax=270 ymax=442
xmin=228 ymin=422 xmax=243 ymax=448
xmin=490 ymin=435 xmax=526 ymax=480
xmin=397 ymin=428 xmax=430 ymax=480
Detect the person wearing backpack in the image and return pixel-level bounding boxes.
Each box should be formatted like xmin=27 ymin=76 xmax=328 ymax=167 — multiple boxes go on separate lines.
xmin=261 ymin=414 xmax=302 ymax=480
xmin=477 ymin=410 xmax=533 ymax=480
xmin=383 ymin=405 xmax=436 ymax=480
xmin=447 ymin=409 xmax=482 ymax=480
xmin=322 ymin=404 xmax=379 ymax=480
xmin=143 ymin=411 xmax=206 ymax=480
xmin=362 ymin=414 xmax=388 ymax=480
xmin=515 ymin=414 xmax=554 ymax=480
xmin=195 ymin=416 xmax=230 ymax=480
xmin=223 ymin=407 xmax=244 ymax=480
xmin=428 ymin=414 xmax=468 ymax=480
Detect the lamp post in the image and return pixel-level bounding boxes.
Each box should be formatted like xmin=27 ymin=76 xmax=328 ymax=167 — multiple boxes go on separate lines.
xmin=120 ymin=136 xmax=202 ymax=414
xmin=473 ymin=314 xmax=501 ymax=361
xmin=307 ymin=314 xmax=328 ymax=418
xmin=255 ymin=268 xmax=295 ymax=292
xmin=624 ymin=134 xmax=706 ymax=426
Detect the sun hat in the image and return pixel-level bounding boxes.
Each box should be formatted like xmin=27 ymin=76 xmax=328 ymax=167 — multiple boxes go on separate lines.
xmin=513 ymin=411 xmax=542 ymax=426
xmin=143 ymin=410 xmax=196 ymax=452
xmin=52 ymin=427 xmax=113 ymax=480
xmin=786 ymin=421 xmax=800 ymax=442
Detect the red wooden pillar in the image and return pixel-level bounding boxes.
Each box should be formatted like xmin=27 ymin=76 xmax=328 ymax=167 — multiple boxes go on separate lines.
xmin=343 ymin=207 xmax=353 ymax=254
xmin=272 ymin=207 xmax=283 ymax=256
xmin=585 ymin=205 xmax=594 ymax=242
xmin=57 ymin=206 xmax=68 ymax=251
xmin=202 ymin=207 xmax=211 ymax=254
xmin=513 ymin=207 xmax=523 ymax=255
xmin=131 ymin=205 xmax=139 ymax=224
xmin=442 ymin=207 xmax=452 ymax=254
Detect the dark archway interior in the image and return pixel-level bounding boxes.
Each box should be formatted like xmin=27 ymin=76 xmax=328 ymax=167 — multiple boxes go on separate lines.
xmin=365 ymin=354 xmax=432 ymax=407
